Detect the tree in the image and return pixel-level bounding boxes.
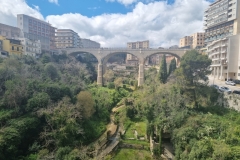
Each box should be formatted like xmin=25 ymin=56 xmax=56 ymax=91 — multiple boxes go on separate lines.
xmin=44 ymin=64 xmax=59 ymax=81
xmin=179 ymin=50 xmax=211 ymax=85
xmin=176 ymin=50 xmax=212 ymax=107
xmin=103 ymin=70 xmax=114 ymax=83
xmin=159 ymin=54 xmax=167 ymax=83
xmin=168 ymin=58 xmax=177 ymax=76
xmin=77 ymin=91 xmax=95 ymax=119
xmin=114 ymin=77 xmax=123 ymax=89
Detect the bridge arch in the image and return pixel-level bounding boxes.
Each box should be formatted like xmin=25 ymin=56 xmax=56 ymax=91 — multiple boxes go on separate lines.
xmin=62 ymin=48 xmax=188 ymax=86
xmin=143 ymin=52 xmax=181 ymax=67
xmin=101 ymin=51 xmax=140 ymax=85
xmin=68 ymin=51 xmax=100 ymax=63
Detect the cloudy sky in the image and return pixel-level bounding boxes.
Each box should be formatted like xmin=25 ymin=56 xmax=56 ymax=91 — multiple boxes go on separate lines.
xmin=0 ymin=0 xmax=213 ymax=48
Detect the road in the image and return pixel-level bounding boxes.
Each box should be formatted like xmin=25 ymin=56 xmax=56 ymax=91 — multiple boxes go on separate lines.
xmin=208 ymin=76 xmax=240 ymax=91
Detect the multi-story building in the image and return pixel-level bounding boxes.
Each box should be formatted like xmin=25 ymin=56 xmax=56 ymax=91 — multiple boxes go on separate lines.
xmin=205 ymin=0 xmax=240 ymax=80
xmin=19 ymin=38 xmax=41 ymax=58
xmin=0 ymin=23 xmax=21 ymax=39
xmin=81 ymin=38 xmax=100 ymax=48
xmin=191 ymin=32 xmax=205 ymax=49
xmin=179 ymin=33 xmax=205 ymax=49
xmin=179 ymin=36 xmax=192 ymax=48
xmin=127 ymin=40 xmax=149 ymax=49
xmin=126 ymin=40 xmax=149 ymax=65
xmin=0 ymin=35 xmax=23 ymax=56
xmin=17 ymin=14 xmax=56 ymax=52
xmin=55 ymin=29 xmax=80 ymax=48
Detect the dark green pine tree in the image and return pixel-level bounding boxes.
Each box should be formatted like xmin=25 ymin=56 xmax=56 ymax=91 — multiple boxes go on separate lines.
xmin=168 ymin=58 xmax=177 ymax=76
xmin=159 ymin=54 xmax=167 ymax=83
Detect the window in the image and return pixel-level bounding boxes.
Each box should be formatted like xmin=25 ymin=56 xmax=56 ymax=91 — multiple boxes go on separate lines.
xmin=17 ymin=47 xmax=19 ymax=51
xmin=12 ymin=46 xmax=14 ymax=50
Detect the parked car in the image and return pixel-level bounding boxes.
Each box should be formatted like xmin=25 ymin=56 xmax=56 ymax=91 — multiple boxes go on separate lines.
xmin=210 ymin=84 xmax=219 ymax=90
xmin=219 ymin=86 xmax=232 ymax=93
xmin=233 ymin=80 xmax=240 ymax=84
xmin=225 ymin=81 xmax=236 ymax=86
xmin=232 ymin=90 xmax=240 ymax=95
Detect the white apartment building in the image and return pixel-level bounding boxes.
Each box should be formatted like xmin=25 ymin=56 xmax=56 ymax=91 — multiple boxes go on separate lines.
xmin=19 ymin=38 xmax=41 ymax=58
xmin=0 ymin=23 xmax=21 ymax=39
xmin=55 ymin=29 xmax=80 ymax=48
xmin=81 ymin=38 xmax=100 ymax=48
xmin=17 ymin=14 xmax=56 ymax=52
xmin=205 ymin=0 xmax=240 ymax=80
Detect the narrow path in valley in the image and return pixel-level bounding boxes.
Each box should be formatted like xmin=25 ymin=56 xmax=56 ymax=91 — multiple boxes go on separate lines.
xmin=94 ymin=105 xmax=125 ymax=159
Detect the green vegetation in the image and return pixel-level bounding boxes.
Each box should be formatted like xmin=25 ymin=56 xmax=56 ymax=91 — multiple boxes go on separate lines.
xmin=112 ymin=149 xmax=152 ymax=160
xmin=0 ymin=54 xmax=130 ymax=159
xmin=168 ymin=58 xmax=176 ymax=76
xmin=1 ymin=50 xmax=240 ymax=159
xmin=159 ymin=54 xmax=167 ymax=83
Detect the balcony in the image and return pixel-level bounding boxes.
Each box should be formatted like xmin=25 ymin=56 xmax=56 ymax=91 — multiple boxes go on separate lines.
xmin=222 ymin=44 xmax=228 ymax=47
xmin=221 ymin=49 xmax=227 ymax=53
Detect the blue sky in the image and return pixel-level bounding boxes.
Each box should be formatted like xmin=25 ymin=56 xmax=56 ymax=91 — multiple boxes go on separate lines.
xmin=26 ymin=0 xmax=176 ymax=18
xmin=1 ymin=0 xmax=212 ymax=47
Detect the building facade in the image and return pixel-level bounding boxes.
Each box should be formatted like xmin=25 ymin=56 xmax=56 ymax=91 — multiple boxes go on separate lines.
xmin=19 ymin=38 xmax=41 ymax=58
xmin=17 ymin=14 xmax=56 ymax=52
xmin=191 ymin=32 xmax=205 ymax=49
xmin=179 ymin=36 xmax=192 ymax=48
xmin=126 ymin=40 xmax=149 ymax=65
xmin=81 ymin=39 xmax=100 ymax=48
xmin=205 ymin=0 xmax=240 ymax=80
xmin=55 ymin=29 xmax=80 ymax=48
xmin=0 ymin=36 xmax=23 ymax=56
xmin=0 ymin=23 xmax=21 ymax=39
xmin=179 ymin=33 xmax=205 ymax=49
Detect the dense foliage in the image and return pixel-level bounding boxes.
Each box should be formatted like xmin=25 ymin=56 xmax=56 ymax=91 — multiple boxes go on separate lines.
xmin=0 ymin=54 xmax=128 ymax=160
xmin=125 ymin=50 xmax=240 ymax=159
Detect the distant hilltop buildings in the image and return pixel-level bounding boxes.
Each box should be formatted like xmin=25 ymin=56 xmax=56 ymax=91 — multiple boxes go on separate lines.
xmin=0 ymin=14 xmax=101 ymax=58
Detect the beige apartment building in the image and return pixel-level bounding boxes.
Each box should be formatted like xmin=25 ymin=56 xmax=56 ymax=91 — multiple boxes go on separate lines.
xmin=126 ymin=40 xmax=149 ymax=65
xmin=55 ymin=29 xmax=80 ymax=48
xmin=179 ymin=36 xmax=192 ymax=48
xmin=205 ymin=0 xmax=240 ymax=80
xmin=179 ymin=33 xmax=205 ymax=49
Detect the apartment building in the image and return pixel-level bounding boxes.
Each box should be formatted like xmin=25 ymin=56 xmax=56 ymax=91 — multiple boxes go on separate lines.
xmin=191 ymin=33 xmax=205 ymax=49
xmin=126 ymin=40 xmax=149 ymax=65
xmin=205 ymin=0 xmax=240 ymax=80
xmin=17 ymin=14 xmax=56 ymax=52
xmin=0 ymin=36 xmax=23 ymax=56
xmin=19 ymin=38 xmax=41 ymax=58
xmin=55 ymin=29 xmax=80 ymax=48
xmin=179 ymin=36 xmax=192 ymax=48
xmin=81 ymin=39 xmax=100 ymax=48
xmin=179 ymin=33 xmax=205 ymax=49
xmin=0 ymin=23 xmax=21 ymax=39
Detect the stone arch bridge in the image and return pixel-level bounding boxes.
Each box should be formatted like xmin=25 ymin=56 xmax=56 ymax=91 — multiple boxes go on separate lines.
xmin=59 ymin=48 xmax=189 ymax=86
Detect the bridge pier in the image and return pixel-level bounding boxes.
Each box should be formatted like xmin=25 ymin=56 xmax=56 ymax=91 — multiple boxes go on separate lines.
xmin=138 ymin=61 xmax=144 ymax=86
xmin=97 ymin=62 xmax=103 ymax=86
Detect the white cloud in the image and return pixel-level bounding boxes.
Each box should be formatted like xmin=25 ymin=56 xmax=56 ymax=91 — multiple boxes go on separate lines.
xmin=0 ymin=0 xmax=211 ymax=48
xmin=47 ymin=0 xmax=210 ymax=48
xmin=33 ymin=5 xmax=40 ymax=11
xmin=48 ymin=0 xmax=59 ymax=5
xmin=106 ymin=0 xmax=138 ymax=6
xmin=0 ymin=0 xmax=43 ymax=26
